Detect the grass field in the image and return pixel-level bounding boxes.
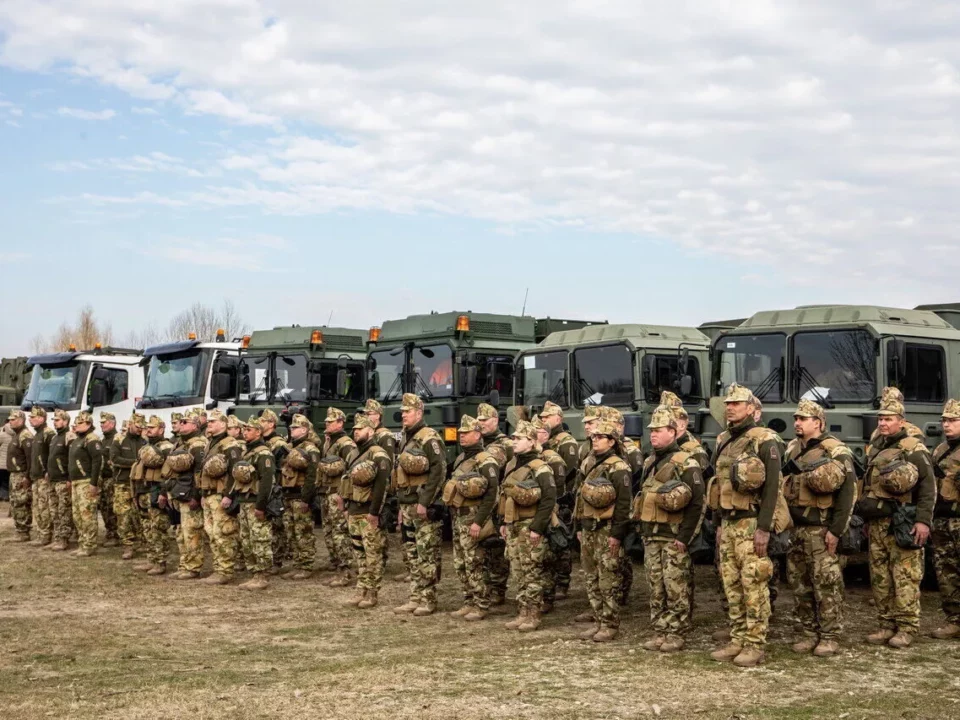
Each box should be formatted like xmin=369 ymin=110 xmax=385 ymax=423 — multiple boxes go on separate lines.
xmin=1 ymin=505 xmax=958 ymax=720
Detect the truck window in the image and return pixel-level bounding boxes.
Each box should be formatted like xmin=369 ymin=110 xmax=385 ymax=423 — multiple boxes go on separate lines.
xmin=274 ymin=354 xmax=308 ymax=402
xmin=473 ymin=354 xmax=515 ymax=397
xmin=792 ymin=330 xmax=875 ymax=402
xmin=369 ymin=349 xmax=404 ymax=402
xmin=413 ymin=345 xmax=453 ymax=399
xmin=715 ymin=333 xmax=785 ymax=402
xmin=87 ymin=367 xmax=129 ymax=405
xmin=24 ymin=362 xmax=87 ymax=407
xmin=519 ymin=351 xmax=568 ymax=408
xmin=642 ymin=354 xmax=702 ymax=402
xmin=313 ymin=362 xmax=365 ymax=402
xmin=893 ymin=344 xmax=946 ymax=403
xmin=214 ymin=353 xmax=241 ymax=399
xmin=572 ymin=344 xmax=633 ymax=407
xmin=144 ymin=351 xmax=207 ymax=401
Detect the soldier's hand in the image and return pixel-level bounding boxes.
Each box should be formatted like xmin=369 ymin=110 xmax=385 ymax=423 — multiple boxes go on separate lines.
xmin=469 ymin=522 xmax=481 ymax=540
xmin=672 ymin=540 xmax=687 ymax=552
xmin=912 ymin=522 xmax=930 ymax=546
xmin=824 ymin=530 xmax=839 ymax=556
xmin=577 ymin=531 xmax=582 ymax=543
xmin=19 ymin=477 xmax=30 ymax=490
xmin=335 ymin=494 xmax=344 ymax=513
xmin=530 ymin=531 xmax=541 ymax=547
xmin=188 ymin=498 xmax=200 ymax=511
xmin=220 ymin=496 xmax=232 ymax=510
xmin=397 ymin=514 xmax=403 ymax=531
xmin=299 ymin=501 xmax=311 ymax=513
xmin=65 ymin=481 xmax=72 ymax=492
xmin=366 ymin=513 xmax=379 ymax=529
xmin=254 ymin=509 xmax=265 ymax=521
xmin=607 ymin=536 xmax=621 ymax=554
xmin=499 ymin=526 xmax=507 ymax=540
xmin=87 ymin=485 xmax=99 ymax=498
xmin=754 ymin=528 xmax=770 ymax=558
xmin=416 ymin=503 xmax=428 ymax=520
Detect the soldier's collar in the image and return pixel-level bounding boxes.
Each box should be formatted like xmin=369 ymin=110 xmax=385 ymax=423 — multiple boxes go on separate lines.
xmin=210 ymin=431 xmax=228 ymax=443
xmin=325 ymin=430 xmax=345 ymax=441
xmin=726 ymin=416 xmax=755 ymax=436
xmin=461 ymin=443 xmax=483 ymax=457
xmin=654 ymin=441 xmax=680 ymax=459
xmin=247 ymin=438 xmax=265 ymax=449
xmin=405 ymin=421 xmax=425 ymax=435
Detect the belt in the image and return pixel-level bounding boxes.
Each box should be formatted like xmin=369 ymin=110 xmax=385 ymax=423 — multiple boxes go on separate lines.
xmin=580 ymin=518 xmax=610 ymax=531
xmin=456 ymin=506 xmax=477 ymax=516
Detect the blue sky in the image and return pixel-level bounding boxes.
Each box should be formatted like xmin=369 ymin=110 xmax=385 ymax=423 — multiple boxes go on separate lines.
xmin=2 ymin=2 xmax=959 ymax=357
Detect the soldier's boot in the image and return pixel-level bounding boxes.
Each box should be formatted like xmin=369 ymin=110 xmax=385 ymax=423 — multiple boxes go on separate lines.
xmin=121 ymin=548 xmax=135 ymax=560
xmin=328 ymin=572 xmax=354 ymax=588
xmin=518 ymin=608 xmax=541 ymax=633
xmin=29 ymin=536 xmax=50 ymax=546
xmin=344 ymin=589 xmax=366 ymax=607
xmin=733 ymin=646 xmax=765 ymax=667
xmin=813 ymin=639 xmax=840 ymax=657
xmin=449 ymin=605 xmax=473 ymax=619
xmin=710 ymin=642 xmax=744 ymax=663
xmin=316 ymin=561 xmax=339 ymax=573
xmin=133 ymin=560 xmax=154 ymax=571
xmin=266 ymin=565 xmax=282 ymax=576
xmin=712 ymin=627 xmax=731 ymax=642
xmin=413 ymin=603 xmax=436 ymax=617
xmin=791 ymin=636 xmax=819 ymax=654
xmin=13 ymin=532 xmax=30 ymax=543
xmin=578 ymin=622 xmax=601 ymax=640
xmin=573 ymin=612 xmax=596 ymax=624
xmin=888 ymin=631 xmax=914 ymax=649
xmin=464 ymin=608 xmax=487 ymax=622
xmin=358 ymin=591 xmax=379 ymax=610
xmin=932 ymin=623 xmax=960 ymax=639
xmin=146 ymin=563 xmax=167 ymax=576
xmin=541 ymin=600 xmax=554 ymax=615
xmin=489 ymin=592 xmax=506 ymax=607
xmin=71 ymin=549 xmax=95 ymax=558
xmin=393 ymin=600 xmax=420 ymax=615
xmin=642 ymin=634 xmax=666 ymax=652
xmin=506 ymin=609 xmax=528 ymax=631
xmin=173 ymin=570 xmax=201 ymax=580
xmin=393 ymin=571 xmax=411 ymax=582
xmin=554 ymin=587 xmax=568 ymax=601
xmin=200 ymin=573 xmax=232 ymax=585
xmin=239 ymin=573 xmax=269 ymax=591
xmin=866 ymin=628 xmax=896 ymax=645
xmin=659 ymin=635 xmax=685 ymax=653
xmin=103 ymin=538 xmax=120 ymax=548
xmin=49 ymin=540 xmax=69 ymax=552
xmin=592 ymin=625 xmax=618 ymax=643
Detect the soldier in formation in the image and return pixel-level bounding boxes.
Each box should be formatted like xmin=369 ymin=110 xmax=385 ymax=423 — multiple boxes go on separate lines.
xmin=113 ymin=413 xmax=146 ymax=559
xmin=278 ymin=413 xmax=320 ymax=581
xmin=97 ymin=411 xmax=120 ymax=547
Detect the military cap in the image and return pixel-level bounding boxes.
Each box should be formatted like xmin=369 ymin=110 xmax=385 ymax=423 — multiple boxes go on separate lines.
xmin=180 ymin=409 xmax=201 ymax=425
xmin=794 ymin=399 xmax=825 ymax=422
xmin=648 ymin=405 xmax=678 ymax=430
xmin=401 ymin=393 xmax=424 ymax=411
xmin=363 ymin=399 xmax=384 ymax=415
xmin=53 ymin=409 xmax=71 ymax=423
xmin=592 ymin=420 xmax=619 ymax=439
xmin=582 ymin=405 xmax=601 ymax=423
xmin=289 ymin=413 xmax=312 ymax=429
xmin=530 ymin=416 xmax=547 ymax=432
xmin=196 ymin=409 xmax=207 ymax=421
xmin=30 ymin=406 xmax=47 ymax=418
xmin=600 ymin=406 xmax=624 ymax=425
xmin=476 ymin=403 xmax=498 ymax=421
xmin=881 ymin=386 xmax=905 ymax=403
xmin=942 ymin=399 xmax=960 ymax=420
xmin=458 ymin=415 xmax=482 ymax=433
xmin=226 ymin=415 xmax=241 ymax=430
xmin=660 ymin=390 xmax=682 ymax=408
xmin=324 ymin=407 xmax=347 ymax=423
xmin=75 ymin=410 xmax=93 ymax=425
xmin=120 ymin=420 xmax=128 ymax=432
xmin=259 ymin=409 xmax=279 ymax=425
xmin=207 ymin=409 xmax=228 ymax=424
xmin=723 ymin=383 xmax=755 ymax=404
xmin=539 ymin=401 xmax=564 ymax=419
xmin=145 ymin=415 xmax=164 ymax=429
xmin=511 ymin=419 xmax=537 ymax=442
xmin=877 ymin=387 xmax=904 ymax=416
xmin=243 ymin=416 xmax=265 ymax=432
xmin=128 ymin=412 xmax=146 ymax=427
xmin=352 ymin=413 xmax=374 ymax=430
xmin=7 ymin=408 xmax=25 ymax=422
xmin=99 ymin=411 xmax=116 ymax=423
xmin=170 ymin=412 xmax=184 ymax=423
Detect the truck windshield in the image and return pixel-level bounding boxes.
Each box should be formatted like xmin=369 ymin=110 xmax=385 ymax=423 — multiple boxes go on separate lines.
xmin=143 ymin=350 xmax=208 ymax=403
xmin=641 ymin=354 xmax=703 ymax=402
xmin=792 ymin=330 xmax=876 ymax=402
xmin=413 ymin=345 xmax=454 ymax=399
xmin=311 ymin=360 xmax=365 ymax=402
xmin=23 ymin=362 xmax=87 ymax=407
xmin=716 ymin=333 xmax=786 ymax=402
xmin=520 ymin=351 xmax=568 ymax=407
xmin=572 ymin=344 xmax=633 ymax=407
xmin=273 ymin=354 xmax=309 ymax=402
xmin=369 ymin=348 xmax=405 ymax=402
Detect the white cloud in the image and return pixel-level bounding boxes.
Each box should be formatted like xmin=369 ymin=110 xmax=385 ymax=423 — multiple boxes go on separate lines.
xmin=140 ymin=235 xmax=288 ymax=272
xmin=57 ymin=106 xmax=116 ymax=120
xmin=132 ymin=106 xmax=158 ymax=115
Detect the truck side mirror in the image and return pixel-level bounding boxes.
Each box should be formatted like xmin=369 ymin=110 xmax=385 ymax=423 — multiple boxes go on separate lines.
xmin=641 ymin=354 xmax=657 ymax=396
xmin=679 ymin=374 xmax=693 ymax=397
xmin=211 ymin=372 xmax=232 ymax=400
xmin=889 ymin=338 xmax=907 ymax=385
xmin=678 ymin=348 xmax=689 ymax=375
xmin=336 ymin=368 xmax=349 ymax=398
xmin=488 ymin=389 xmax=500 ymax=408
xmin=623 ymin=414 xmax=644 ymax=440
xmin=89 ymin=384 xmax=108 ymax=406
xmin=460 ymin=365 xmax=478 ymax=396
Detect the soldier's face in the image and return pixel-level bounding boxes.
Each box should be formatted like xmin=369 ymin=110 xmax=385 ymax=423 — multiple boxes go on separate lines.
xmin=290 ymin=426 xmax=308 ymax=441
xmin=75 ymin=421 xmax=92 ymax=433
xmin=541 ymin=413 xmax=560 ymax=430
xmin=511 ymin=435 xmax=534 ymax=454
xmin=128 ymin=424 xmax=142 ymax=436
xmin=171 ymin=422 xmax=180 ymax=433
xmin=179 ymin=421 xmax=197 ymax=435
xmin=325 ymin=419 xmax=344 ymax=435
xmin=401 ymin=408 xmax=423 ymax=429
xmin=649 ymin=426 xmax=676 ymax=450
xmin=536 ymin=429 xmax=549 ymax=446
xmin=794 ymin=416 xmax=822 ymax=439
xmin=208 ymin=419 xmax=226 ymax=436
xmin=459 ymin=429 xmax=481 ymax=448
xmin=53 ymin=418 xmax=68 ymax=430
xmin=943 ymin=417 xmax=960 ymax=440
xmin=674 ymin=417 xmax=688 ymax=435
xmin=147 ymin=426 xmax=163 ymax=438
xmin=725 ymin=401 xmax=752 ymax=424
xmin=29 ymin=415 xmax=45 ymax=428
xmin=591 ymin=434 xmax=615 ymax=454
xmin=242 ymin=428 xmax=260 ymax=442
xmin=101 ymin=420 xmax=116 ymax=433
xmin=877 ymin=414 xmax=903 ymax=436
xmin=583 ymin=419 xmax=598 ymax=437
xmin=478 ymin=416 xmax=498 ymax=434
xmin=10 ymin=417 xmax=24 ymax=430
xmin=367 ymin=412 xmax=381 ymax=428
xmin=353 ymin=426 xmax=373 ymax=443
xmin=228 ymin=427 xmax=241 ymax=438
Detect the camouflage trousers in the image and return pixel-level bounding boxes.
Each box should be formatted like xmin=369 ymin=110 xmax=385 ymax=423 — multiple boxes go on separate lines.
xmin=321 ymin=493 xmax=354 ymax=570
xmin=139 ymin=497 xmax=172 ymax=566
xmin=643 ymin=538 xmax=694 ymax=636
xmin=581 ymin=524 xmax=624 ymax=629
xmin=400 ymin=504 xmax=442 ymax=605
xmin=33 ymin=476 xmax=52 ymax=543
xmin=98 ymin=475 xmax=118 ymax=540
xmin=617 ymin=555 xmax=634 ymax=606
xmin=349 ymin=514 xmax=386 ymax=592
xmin=868 ymin=517 xmax=923 ymax=632
xmin=283 ymin=498 xmax=316 ymax=571
xmin=50 ymin=481 xmax=73 ymax=542
xmin=398 ymin=507 xmax=416 ymax=575
xmin=933 ymin=517 xmax=960 ymax=625
xmin=485 ymin=539 xmax=510 ymax=597
xmin=10 ymin=472 xmax=32 ymax=536
xmin=787 ymin=525 xmax=845 ymax=640
xmin=115 ymin=485 xmax=141 ymax=548
xmin=176 ymin=502 xmax=207 ymax=573
xmin=271 ymin=513 xmax=287 ymax=569
xmin=71 ymin=479 xmax=100 ymax=552
xmin=452 ymin=507 xmax=490 ymax=610
xmin=507 ymin=519 xmax=551 ymax=612
xmin=238 ymin=503 xmax=273 ymax=574
xmin=720 ymin=518 xmax=773 ymax=648
xmin=202 ymin=494 xmax=239 ymax=577
xmin=552 ymin=545 xmax=573 ymax=594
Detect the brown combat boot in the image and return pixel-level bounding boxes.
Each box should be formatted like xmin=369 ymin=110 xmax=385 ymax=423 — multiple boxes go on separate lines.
xmin=393 ymin=571 xmax=411 ymax=582
xmin=146 ymin=563 xmax=167 ymax=576
xmin=133 ymin=560 xmax=154 ymax=572
xmin=344 ymin=590 xmax=366 ymax=607
xmin=13 ymin=532 xmax=29 ymax=543
xmin=464 ymin=608 xmax=487 ymax=622
xmin=239 ymin=573 xmax=269 ymax=591
xmin=573 ymin=611 xmax=596 ymax=624
xmin=393 ymin=600 xmax=419 ymax=615
xmin=489 ymin=592 xmax=506 ymax=606
xmin=120 ymin=548 xmax=135 ymax=560
xmin=813 ymin=639 xmax=839 ymax=657
xmin=866 ymin=628 xmax=896 ymax=645
xmin=450 ymin=606 xmax=473 ymax=618
xmin=642 ymin=635 xmax=666 ymax=652
xmin=578 ymin=623 xmax=601 ymax=640
xmin=554 ymin=588 xmax=568 ymax=601
xmin=541 ymin=600 xmax=554 ymax=615
xmin=592 ymin=626 xmax=618 ymax=643
xmin=888 ymin=631 xmax=914 ymax=648
xmin=932 ymin=623 xmax=960 ymax=639
xmin=659 ymin=635 xmax=685 ymax=653
xmin=506 ymin=609 xmax=528 ymax=630
xmin=29 ymin=537 xmax=50 ymax=546
xmin=711 ymin=642 xmax=744 ymax=663
xmin=791 ymin=637 xmax=819 ymax=654
xmin=288 ymin=570 xmax=312 ymax=581
xmin=733 ymin=646 xmax=765 ymax=667
xmin=712 ymin=627 xmax=731 ymax=642
xmin=412 ymin=603 xmax=436 ymax=617
xmin=173 ymin=570 xmax=200 ymax=580
xmin=200 ymin=573 xmax=232 ymax=585
xmin=358 ymin=591 xmax=379 ymax=609
xmin=103 ymin=538 xmax=120 ymax=548
xmin=49 ymin=540 xmax=68 ymax=552
xmin=518 ymin=608 xmax=541 ymax=633
xmin=71 ymin=549 xmax=95 ymax=558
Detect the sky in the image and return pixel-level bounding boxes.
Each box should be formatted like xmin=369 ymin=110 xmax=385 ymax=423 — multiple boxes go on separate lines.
xmin=2 ymin=1 xmax=960 ymax=358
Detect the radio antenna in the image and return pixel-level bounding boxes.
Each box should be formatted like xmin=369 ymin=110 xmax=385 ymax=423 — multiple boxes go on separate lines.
xmin=327 ymin=310 xmax=334 ymax=325
xmin=521 ymin=288 xmax=529 ymax=316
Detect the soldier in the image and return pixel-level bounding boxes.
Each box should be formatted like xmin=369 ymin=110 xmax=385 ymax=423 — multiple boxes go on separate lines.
xmin=318 ymin=407 xmax=359 ymax=586
xmin=859 ymin=389 xmax=936 ymax=648
xmin=226 ymin=414 xmax=242 ymax=441
xmin=477 ymin=402 xmax=512 ymax=604
xmin=197 ymin=409 xmax=208 ymax=435
xmin=169 ymin=412 xmax=183 ymax=440
xmin=258 ymin=409 xmax=290 ymax=574
xmin=447 ymin=415 xmax=501 ymax=621
xmin=111 ymin=413 xmax=147 ymax=560
xmin=5 ymin=410 xmax=33 ymax=543
xmin=277 ymin=413 xmax=320 ymax=581
xmin=867 ymin=387 xmax=925 ymax=449
xmin=499 ymin=420 xmax=557 ymax=632
xmin=660 ymin=390 xmax=710 ymax=470
xmin=363 ymin=399 xmax=396 ymax=460
xmin=169 ymin=410 xmax=209 ymax=580
xmin=97 ymin=411 xmax=120 ymax=547
xmin=575 ymin=419 xmax=632 ymax=642
xmin=634 ymin=406 xmax=704 ymax=652
xmin=931 ymin=399 xmax=960 ymax=640
xmin=134 ymin=416 xmax=175 ymax=575
xmin=709 ymin=384 xmax=782 ymax=667
xmin=392 ymin=394 xmax=446 ymax=616
xmin=533 ymin=417 xmax=568 ymax=612
xmin=198 ymin=410 xmax=244 ymax=585
xmin=782 ymin=399 xmax=856 ymax=656
xmin=344 ymin=414 xmax=391 ymax=609
xmin=601 ymin=406 xmax=641 ymax=606
xmin=68 ymin=411 xmax=103 ymax=557
xmin=231 ymin=416 xmax=275 ymax=590
xmin=40 ymin=410 xmax=72 ymax=547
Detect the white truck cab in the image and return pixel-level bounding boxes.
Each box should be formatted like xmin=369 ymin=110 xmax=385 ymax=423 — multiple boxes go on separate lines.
xmin=21 ymin=345 xmax=145 ymax=430
xmin=137 ymin=332 xmax=242 ymax=428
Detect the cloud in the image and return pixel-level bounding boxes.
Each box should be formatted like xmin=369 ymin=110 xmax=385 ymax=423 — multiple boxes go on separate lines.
xmin=57 ymin=106 xmax=116 ymax=120
xmin=132 ymin=106 xmax=158 ymax=115
xmin=48 ymin=152 xmax=215 ymax=178
xmin=140 ymin=235 xmax=288 ymax=271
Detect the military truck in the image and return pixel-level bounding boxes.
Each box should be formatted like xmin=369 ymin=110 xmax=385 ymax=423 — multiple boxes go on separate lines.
xmin=514 ymin=323 xmax=713 ymax=445
xmin=231 ymin=325 xmax=367 ymax=430
xmin=702 ymin=304 xmax=960 ymax=464
xmin=0 ymin=356 xmax=29 ymax=415
xmin=366 ymin=312 xmax=601 ymax=461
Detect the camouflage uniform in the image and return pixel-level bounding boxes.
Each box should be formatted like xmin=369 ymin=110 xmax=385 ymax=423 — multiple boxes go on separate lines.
xmin=68 ymin=412 xmax=104 ymax=554
xmin=541 ymin=402 xmax=579 ymax=598
xmin=27 ymin=409 xmax=55 ymax=542
xmin=260 ymin=411 xmax=291 ymax=571
xmin=42 ymin=413 xmax=73 ymax=545
xmin=932 ymin=399 xmax=960 ymax=636
xmin=97 ymin=413 xmax=119 ymax=543
xmin=111 ymin=416 xmax=147 ymax=554
xmin=278 ymin=414 xmax=320 ymax=574
xmin=448 ymin=415 xmax=501 ymax=614
xmin=235 ymin=418 xmax=276 ymax=582
xmin=636 ymin=407 xmax=705 ymax=645
xmin=5 ymin=410 xmax=33 ymax=541
xmin=170 ymin=413 xmax=210 ymax=576
xmin=319 ymin=407 xmax=359 ymax=576
xmin=782 ymin=400 xmax=857 ymax=649
xmin=534 ymin=426 xmax=568 ymax=607
xmin=363 ymin=400 xmax=396 ymax=572
xmin=133 ymin=417 xmax=175 ymax=568
xmin=199 ymin=411 xmax=244 ymax=580
xmin=601 ymin=406 xmax=642 ymax=606
xmin=478 ymin=402 xmax=513 ymax=601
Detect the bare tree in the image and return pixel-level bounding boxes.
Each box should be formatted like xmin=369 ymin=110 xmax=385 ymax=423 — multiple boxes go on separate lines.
xmin=31 ymin=306 xmax=114 ymax=353
xmin=167 ymin=299 xmax=249 ymax=341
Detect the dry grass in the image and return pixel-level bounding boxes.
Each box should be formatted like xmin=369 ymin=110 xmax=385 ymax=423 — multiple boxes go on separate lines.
xmin=0 ymin=504 xmax=958 ymax=720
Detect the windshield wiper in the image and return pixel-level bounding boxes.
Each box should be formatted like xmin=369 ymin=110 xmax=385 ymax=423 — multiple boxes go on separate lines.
xmin=142 ymin=393 xmax=186 ymax=408
xmin=752 ymin=363 xmax=783 ymax=401
xmin=546 ymin=376 xmax=567 ymax=406
xmin=413 ymin=372 xmax=434 ymax=401
xmin=574 ymin=372 xmax=597 ymax=405
xmin=381 ymin=373 xmax=404 ymax=404
xmin=794 ymin=359 xmax=835 ymax=409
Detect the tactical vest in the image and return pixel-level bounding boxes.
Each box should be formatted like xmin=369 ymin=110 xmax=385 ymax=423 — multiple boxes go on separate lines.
xmin=200 ymin=435 xmax=236 ymax=493
xmin=783 ymin=437 xmax=846 ymax=510
xmin=541 ymin=447 xmax=566 ymax=483
xmin=394 ymin=427 xmax=439 ymax=489
xmin=281 ymin=440 xmax=319 ymax=490
xmin=499 ymin=459 xmax=548 ymax=521
xmin=636 ymin=451 xmax=693 ymax=525
xmin=236 ymin=445 xmax=273 ymax=495
xmin=141 ymin=439 xmax=174 ymax=483
xmin=709 ymin=426 xmax=770 ymax=512
xmin=373 ymin=427 xmax=395 ymax=460
xmin=8 ymin=427 xmax=31 ymax=474
xmin=345 ymin=443 xmax=388 ymax=504
xmin=577 ymin=454 xmax=628 ymax=521
xmin=621 ymin=437 xmax=644 ymax=474
xmin=934 ymin=442 xmax=960 ymax=503
xmin=863 ymin=435 xmax=924 ymax=503
xmin=322 ymin=434 xmax=355 ymax=491
xmin=445 ymin=450 xmax=496 ymax=508
xmin=168 ymin=435 xmax=208 ymax=483
xmin=265 ymin=434 xmax=289 ymax=458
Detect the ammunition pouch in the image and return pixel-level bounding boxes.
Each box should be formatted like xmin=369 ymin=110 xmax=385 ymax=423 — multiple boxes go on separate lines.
xmin=889 ymin=504 xmax=922 ymax=550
